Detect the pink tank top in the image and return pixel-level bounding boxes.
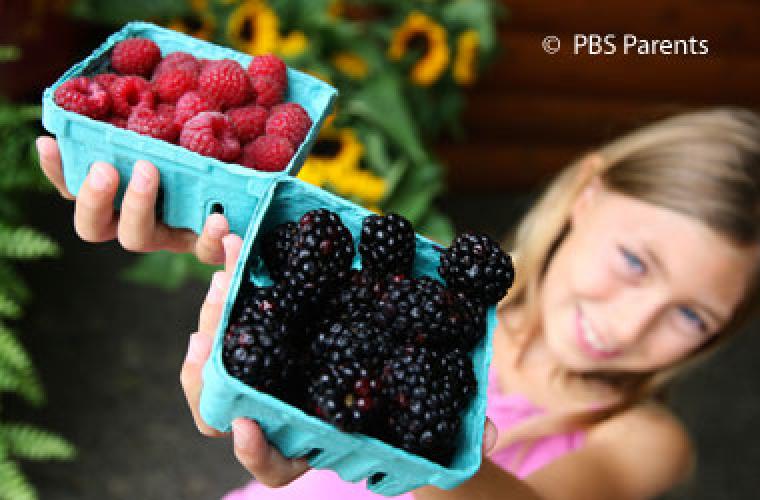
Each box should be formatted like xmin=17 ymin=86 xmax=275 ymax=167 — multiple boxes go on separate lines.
xmin=222 ymin=370 xmax=585 ymax=500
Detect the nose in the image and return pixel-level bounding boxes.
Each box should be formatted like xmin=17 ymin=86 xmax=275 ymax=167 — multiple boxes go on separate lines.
xmin=607 ymin=292 xmax=666 ymax=349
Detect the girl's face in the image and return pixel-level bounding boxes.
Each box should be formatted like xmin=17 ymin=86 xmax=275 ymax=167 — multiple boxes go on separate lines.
xmin=541 ymin=178 xmax=760 ymax=373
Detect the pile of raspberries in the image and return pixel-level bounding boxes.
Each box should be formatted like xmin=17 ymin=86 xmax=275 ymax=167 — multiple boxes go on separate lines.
xmin=222 ymin=210 xmax=514 ymax=465
xmin=53 ymin=37 xmax=312 ymax=172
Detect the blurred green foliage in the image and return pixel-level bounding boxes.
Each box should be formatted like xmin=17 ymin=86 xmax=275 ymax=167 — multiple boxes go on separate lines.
xmin=0 ymin=98 xmax=75 ymax=500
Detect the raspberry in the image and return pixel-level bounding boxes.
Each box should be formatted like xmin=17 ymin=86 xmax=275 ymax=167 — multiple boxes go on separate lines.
xmin=179 ymin=111 xmax=241 ymax=162
xmin=247 ymin=54 xmax=287 ymax=86
xmin=226 ymin=104 xmax=267 ymax=143
xmin=109 ymin=76 xmax=155 ymax=118
xmin=438 ymin=232 xmax=514 ymax=304
xmin=198 ymin=59 xmax=252 ymax=109
xmin=265 ymin=103 xmax=312 ymax=147
xmin=174 ymin=91 xmax=219 ymax=128
xmin=93 ymin=72 xmax=119 ymax=90
xmin=111 ymin=37 xmax=162 ymax=77
xmin=54 ymin=77 xmax=111 ymax=119
xmin=241 ymin=135 xmax=294 ymax=172
xmin=127 ymin=104 xmax=180 ymax=142
xmin=152 ymin=67 xmax=198 ymax=103
xmin=152 ymin=51 xmax=200 ymax=79
xmin=251 ymin=75 xmax=285 ymax=108
xmin=109 ymin=116 xmax=127 ymax=128
xmin=359 ymin=213 xmax=416 ymax=278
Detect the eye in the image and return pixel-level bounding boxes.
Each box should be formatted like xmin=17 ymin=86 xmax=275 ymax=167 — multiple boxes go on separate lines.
xmin=619 ymin=246 xmax=646 ymax=275
xmin=678 ymin=306 xmax=708 ymax=333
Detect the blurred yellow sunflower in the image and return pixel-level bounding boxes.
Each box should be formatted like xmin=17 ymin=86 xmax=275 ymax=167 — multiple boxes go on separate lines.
xmin=278 ymin=31 xmax=309 ymax=57
xmin=388 ymin=11 xmax=450 ymax=86
xmin=453 ymin=29 xmax=479 ymax=85
xmin=298 ymin=128 xmax=386 ymax=206
xmin=332 ymin=52 xmax=368 ymax=79
xmin=226 ymin=0 xmax=280 ymax=55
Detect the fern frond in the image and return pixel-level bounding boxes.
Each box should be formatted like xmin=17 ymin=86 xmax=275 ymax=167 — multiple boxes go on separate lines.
xmin=0 ymin=459 xmax=36 ymax=500
xmin=0 ymin=361 xmax=43 ymax=406
xmin=0 ymin=324 xmax=30 ymax=371
xmin=0 ymin=424 xmax=75 ymax=461
xmin=0 ymin=261 xmax=30 ymax=302
xmin=0 ymin=294 xmax=20 ymax=319
xmin=0 ymin=226 xmax=59 ymax=260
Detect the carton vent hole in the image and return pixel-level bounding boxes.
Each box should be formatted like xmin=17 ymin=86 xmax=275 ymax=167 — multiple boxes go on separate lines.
xmin=368 ymin=473 xmax=387 ymax=486
xmin=301 ymin=448 xmax=323 ymax=461
xmin=210 ymin=202 xmax=225 ymax=215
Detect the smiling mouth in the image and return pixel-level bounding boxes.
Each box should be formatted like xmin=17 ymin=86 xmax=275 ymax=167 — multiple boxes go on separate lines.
xmin=576 ymin=307 xmax=621 ymax=360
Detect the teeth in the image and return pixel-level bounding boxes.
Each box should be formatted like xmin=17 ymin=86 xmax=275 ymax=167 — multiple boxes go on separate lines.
xmin=581 ymin=316 xmax=616 ymax=353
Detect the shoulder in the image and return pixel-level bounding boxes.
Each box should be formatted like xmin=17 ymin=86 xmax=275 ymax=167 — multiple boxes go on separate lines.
xmin=587 ymin=402 xmax=696 ymax=496
xmin=524 ymin=402 xmax=695 ymax=500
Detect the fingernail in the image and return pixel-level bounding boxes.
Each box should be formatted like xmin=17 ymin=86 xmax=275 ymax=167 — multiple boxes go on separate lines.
xmin=131 ymin=161 xmax=153 ymax=194
xmin=207 ymin=215 xmax=228 ymax=239
xmin=206 ymin=272 xmax=225 ymax=304
xmin=222 ymin=234 xmax=236 ymax=253
xmin=35 ymin=137 xmax=44 ymax=155
xmin=185 ymin=333 xmax=209 ymax=364
xmin=232 ymin=418 xmax=254 ymax=450
xmin=89 ymin=163 xmax=111 ymax=191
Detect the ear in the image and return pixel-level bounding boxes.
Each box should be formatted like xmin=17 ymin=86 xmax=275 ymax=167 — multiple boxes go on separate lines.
xmin=571 ymin=155 xmax=604 ymax=226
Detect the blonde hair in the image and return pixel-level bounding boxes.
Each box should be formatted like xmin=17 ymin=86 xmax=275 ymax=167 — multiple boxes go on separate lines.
xmin=498 ymin=107 xmax=760 ymax=445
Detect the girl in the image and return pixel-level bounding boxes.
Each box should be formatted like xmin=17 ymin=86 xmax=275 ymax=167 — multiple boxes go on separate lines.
xmin=37 ymin=107 xmax=760 ymax=499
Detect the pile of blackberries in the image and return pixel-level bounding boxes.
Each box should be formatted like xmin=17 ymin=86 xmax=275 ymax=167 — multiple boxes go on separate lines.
xmin=222 ymin=209 xmax=514 ymax=465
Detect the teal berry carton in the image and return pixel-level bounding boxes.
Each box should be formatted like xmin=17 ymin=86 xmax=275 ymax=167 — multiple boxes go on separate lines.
xmin=200 ymin=176 xmax=496 ymax=496
xmin=41 ymin=21 xmax=337 ymax=237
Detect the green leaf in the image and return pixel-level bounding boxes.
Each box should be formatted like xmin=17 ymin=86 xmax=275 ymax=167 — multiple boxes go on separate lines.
xmin=0 ymin=294 xmax=20 ymax=319
xmin=122 ymin=252 xmax=216 ymax=291
xmin=69 ymin=0 xmax=190 ymax=24
xmin=0 ymin=226 xmax=59 ymax=260
xmin=0 ymin=459 xmax=36 ymax=500
xmin=0 ymin=324 xmax=31 ymax=372
xmin=0 ymin=262 xmax=30 ymax=302
xmin=0 ymin=105 xmax=40 ymax=126
xmin=0 ymin=46 xmax=21 ymax=63
xmin=344 ymin=73 xmax=429 ymax=165
xmin=415 ymin=209 xmax=455 ymax=245
xmin=0 ymin=362 xmax=44 ymax=406
xmin=382 ymin=159 xmax=444 ymax=224
xmin=0 ymin=425 xmax=75 ymax=461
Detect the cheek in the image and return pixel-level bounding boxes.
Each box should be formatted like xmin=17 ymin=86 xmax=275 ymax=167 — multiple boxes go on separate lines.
xmin=637 ymin=329 xmax=704 ymax=369
xmin=567 ymin=236 xmax=618 ymax=300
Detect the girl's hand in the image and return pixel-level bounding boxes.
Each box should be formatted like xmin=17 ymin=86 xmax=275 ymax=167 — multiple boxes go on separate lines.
xmin=180 ymin=234 xmax=312 ymax=487
xmin=36 ymin=136 xmax=228 ymax=265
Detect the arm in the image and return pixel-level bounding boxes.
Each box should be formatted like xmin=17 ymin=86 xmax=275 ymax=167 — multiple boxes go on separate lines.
xmin=414 ymin=404 xmax=695 ymax=500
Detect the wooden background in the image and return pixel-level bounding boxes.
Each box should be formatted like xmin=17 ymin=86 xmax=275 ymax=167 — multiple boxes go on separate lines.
xmin=439 ymin=0 xmax=760 ymax=193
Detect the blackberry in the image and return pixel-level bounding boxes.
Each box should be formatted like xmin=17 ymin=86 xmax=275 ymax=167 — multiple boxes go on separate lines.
xmin=324 ymin=270 xmax=385 ymax=324
xmin=282 ymin=209 xmax=355 ymax=303
xmin=358 ymin=213 xmax=415 ymax=278
xmin=236 ymin=282 xmax=311 ymax=327
xmin=223 ymin=286 xmax=304 ymax=403
xmin=310 ymin=317 xmax=393 ymax=370
xmin=261 ymin=222 xmax=297 ymax=281
xmin=374 ymin=276 xmax=484 ymax=349
xmin=382 ymin=345 xmax=476 ymax=465
xmin=438 ymin=232 xmax=514 ymax=304
xmin=309 ymin=361 xmax=386 ymax=434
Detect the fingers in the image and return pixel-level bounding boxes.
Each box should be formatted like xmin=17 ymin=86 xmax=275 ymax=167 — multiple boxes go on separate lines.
xmin=223 ymin=233 xmax=244 ymax=272
xmin=73 ymin=162 xmax=119 ymax=242
xmin=180 ymin=332 xmax=226 ymax=437
xmin=483 ymin=418 xmax=498 ymax=455
xmin=36 ymin=136 xmax=74 ymax=200
xmin=198 ymin=271 xmax=228 ymax=335
xmin=232 ymin=418 xmax=311 ymax=487
xmin=197 ymin=235 xmax=243 ymax=334
xmin=194 ymin=213 xmax=229 ymax=265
